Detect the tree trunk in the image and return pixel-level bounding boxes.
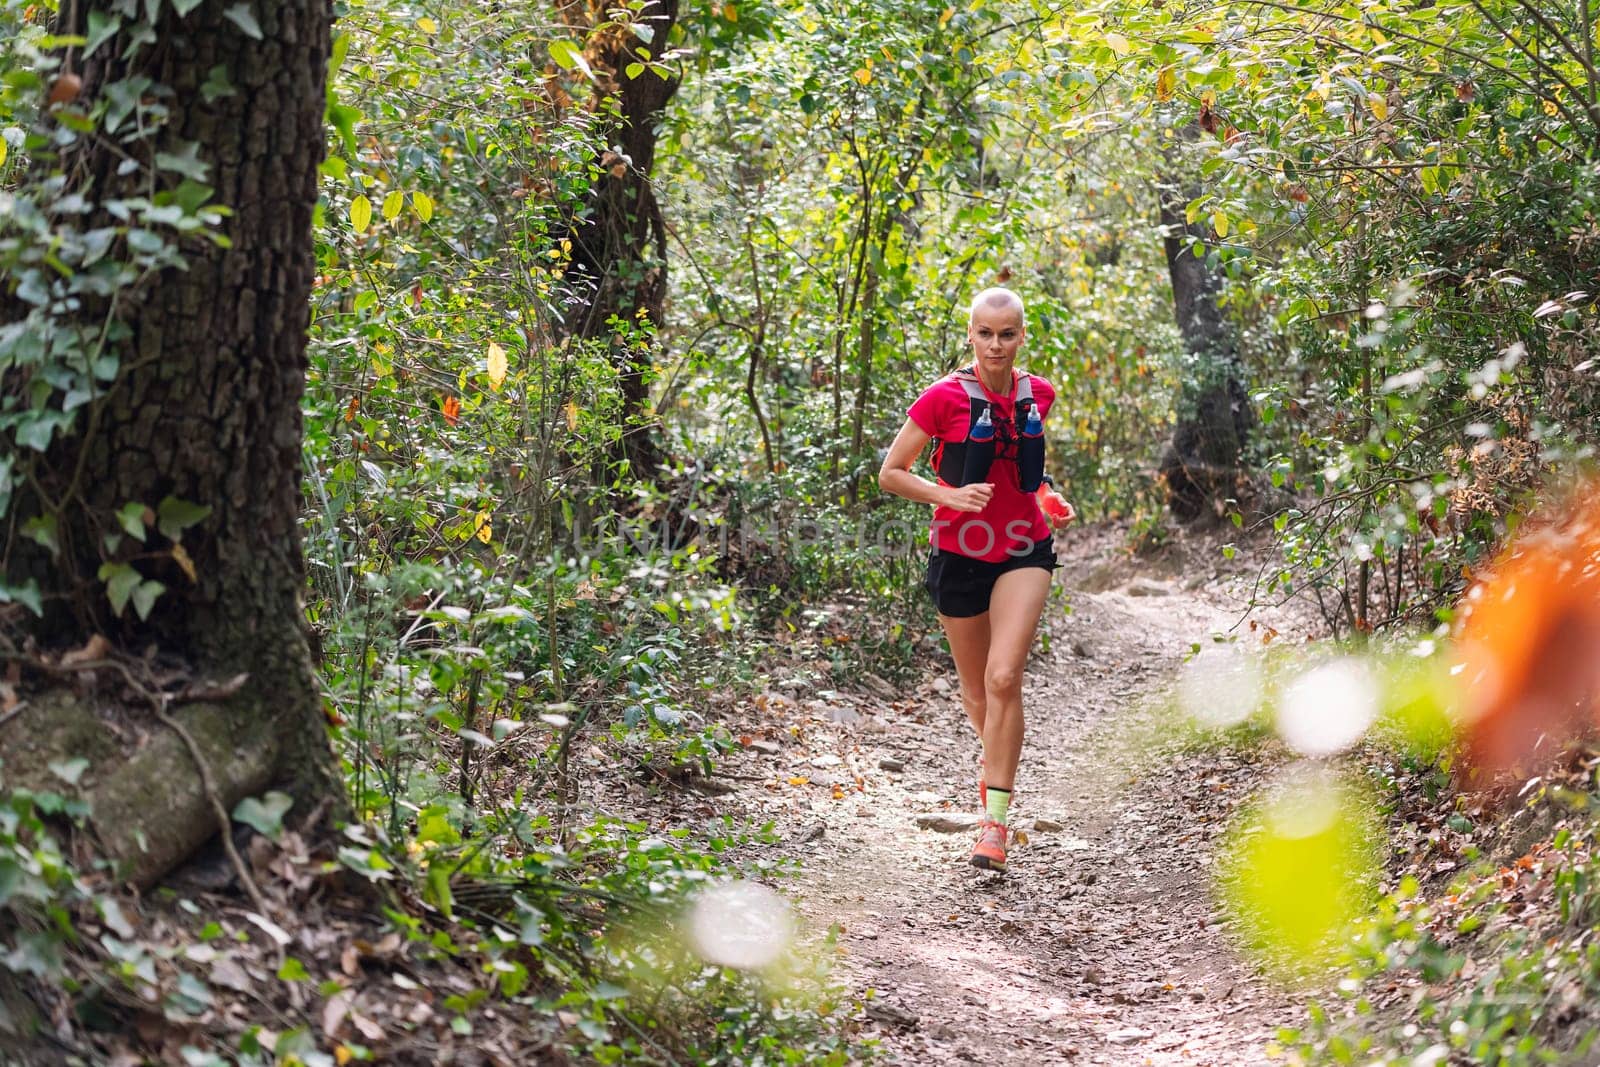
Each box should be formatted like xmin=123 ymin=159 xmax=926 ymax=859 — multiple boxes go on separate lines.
xmin=1155 ymin=159 xmax=1254 ymax=521
xmin=3 ymin=0 xmax=340 ymax=883
xmin=557 ymin=0 xmax=683 ymax=480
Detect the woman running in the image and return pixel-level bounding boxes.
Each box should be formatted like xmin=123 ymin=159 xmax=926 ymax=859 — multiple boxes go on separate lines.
xmin=877 ymin=287 xmax=1074 ymax=873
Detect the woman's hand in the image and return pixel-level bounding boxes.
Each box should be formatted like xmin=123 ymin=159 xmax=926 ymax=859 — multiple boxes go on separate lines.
xmin=1048 ymin=498 xmax=1076 ymax=529
xmin=943 ymin=483 xmax=994 ymax=513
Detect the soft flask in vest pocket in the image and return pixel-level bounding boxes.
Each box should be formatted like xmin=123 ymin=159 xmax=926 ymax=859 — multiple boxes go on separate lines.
xmin=1018 ymin=403 xmax=1045 ymax=492
xmin=960 ymin=405 xmax=995 ymax=485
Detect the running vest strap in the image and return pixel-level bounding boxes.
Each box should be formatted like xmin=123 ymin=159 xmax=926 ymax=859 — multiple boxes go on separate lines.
xmin=932 ymin=368 xmax=1037 ymax=487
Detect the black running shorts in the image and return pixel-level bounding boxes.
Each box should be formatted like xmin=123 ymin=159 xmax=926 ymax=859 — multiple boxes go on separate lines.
xmin=924 ymin=538 xmax=1059 ymax=618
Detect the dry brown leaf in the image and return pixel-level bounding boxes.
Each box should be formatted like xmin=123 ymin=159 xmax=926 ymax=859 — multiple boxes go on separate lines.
xmin=60 ymin=633 xmax=112 ymax=668
xmin=178 ymin=672 xmax=250 ymax=703
xmin=352 ymin=1009 xmax=387 ymax=1040
xmin=170 ymin=543 xmax=197 ymax=583
xmin=243 ymin=911 xmax=291 ymax=946
xmin=322 ymin=989 xmax=355 ymax=1040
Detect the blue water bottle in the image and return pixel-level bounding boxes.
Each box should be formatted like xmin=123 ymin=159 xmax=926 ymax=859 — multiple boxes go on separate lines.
xmin=1018 ymin=404 xmax=1045 ymax=492
xmin=961 ymin=405 xmax=995 ymax=486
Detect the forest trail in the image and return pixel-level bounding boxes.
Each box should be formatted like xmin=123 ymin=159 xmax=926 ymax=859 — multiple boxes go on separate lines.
xmin=728 ymin=526 xmax=1314 ymax=1064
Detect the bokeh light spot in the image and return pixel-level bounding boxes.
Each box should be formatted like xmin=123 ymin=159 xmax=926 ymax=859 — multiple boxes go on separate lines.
xmin=1179 ymin=647 xmax=1264 ymax=730
xmin=1277 ymin=658 xmax=1378 ymax=757
xmin=688 ymin=881 xmax=795 ymax=971
xmin=1218 ymin=767 xmax=1381 ymax=978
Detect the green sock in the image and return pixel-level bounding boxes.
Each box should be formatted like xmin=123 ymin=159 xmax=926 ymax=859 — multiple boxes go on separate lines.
xmin=985 ymin=786 xmax=1011 ymax=825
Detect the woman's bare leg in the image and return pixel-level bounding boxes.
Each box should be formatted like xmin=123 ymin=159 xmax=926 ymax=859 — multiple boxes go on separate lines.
xmin=978 ymin=567 xmax=1053 ymax=791
xmin=939 ymin=611 xmax=992 ymax=738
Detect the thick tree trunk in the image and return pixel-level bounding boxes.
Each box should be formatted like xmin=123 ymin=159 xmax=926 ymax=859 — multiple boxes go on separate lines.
xmin=1155 ymin=161 xmax=1254 ymax=521
xmin=3 ymin=0 xmax=339 ymax=882
xmin=557 ymin=0 xmax=682 ymax=480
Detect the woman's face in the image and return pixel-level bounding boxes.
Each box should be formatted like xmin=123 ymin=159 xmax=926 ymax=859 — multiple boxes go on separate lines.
xmin=967 ymin=304 xmax=1025 ymax=375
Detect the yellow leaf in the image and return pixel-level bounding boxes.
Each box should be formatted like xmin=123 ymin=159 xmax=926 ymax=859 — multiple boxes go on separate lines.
xmin=854 ymin=64 xmax=872 ymax=86
xmin=416 ymin=15 xmax=437 ymax=33
xmin=486 ymin=341 xmax=508 ymax=392
xmin=475 ymin=509 xmax=493 ymax=544
xmin=722 ymin=3 xmax=736 ymax=20
xmin=1212 ymin=211 xmax=1230 ymax=238
xmin=1156 ymin=66 xmax=1175 ymax=101
xmin=171 ymin=543 xmax=197 ymax=583
xmin=1368 ymin=93 xmax=1388 ymax=121
xmin=938 ymin=6 xmax=953 ymax=26
xmin=787 ymin=776 xmax=809 ymax=786
xmin=0 ymin=139 xmax=6 ymax=167
xmin=412 ymin=190 xmax=434 ymax=222
xmin=381 ymin=189 xmax=404 ymax=220
xmin=349 ymin=194 xmax=372 ymax=233
xmin=1104 ymin=32 xmax=1130 ymax=55
xmin=565 ymin=400 xmax=579 ymax=431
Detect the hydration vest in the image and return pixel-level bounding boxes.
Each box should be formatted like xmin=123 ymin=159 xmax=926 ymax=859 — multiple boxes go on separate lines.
xmin=931 ymin=367 xmax=1044 ymax=490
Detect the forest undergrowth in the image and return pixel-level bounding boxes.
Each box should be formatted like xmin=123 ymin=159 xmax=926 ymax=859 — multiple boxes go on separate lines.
xmin=8 ymin=515 xmax=1600 ymax=1066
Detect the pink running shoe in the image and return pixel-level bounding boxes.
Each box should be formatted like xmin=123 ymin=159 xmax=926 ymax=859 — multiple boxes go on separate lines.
xmin=969 ymin=817 xmax=1007 ymax=872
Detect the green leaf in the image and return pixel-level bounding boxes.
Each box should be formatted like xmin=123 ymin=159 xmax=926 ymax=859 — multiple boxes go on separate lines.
xmin=85 ymin=12 xmax=122 ymax=56
xmin=15 ymin=414 xmax=59 ymax=452
xmin=0 ymin=580 xmax=43 ymax=616
xmin=48 ymin=757 xmax=90 ymax=786
xmin=223 ymin=3 xmax=263 ymax=39
xmin=154 ymin=143 xmax=208 ymax=181
xmin=349 ymin=194 xmax=372 ymax=233
xmin=130 ymin=580 xmax=165 ymax=620
xmin=98 ymin=562 xmax=140 ymax=617
xmin=425 ymin=863 xmax=454 ymax=920
xmin=276 ymin=957 xmax=309 ymax=982
xmin=157 ymin=496 xmax=212 ymax=540
xmin=549 ymin=39 xmax=593 ymax=78
xmin=117 ymin=501 xmax=148 ymax=539
xmin=327 ymin=103 xmax=361 ymax=155
xmin=22 ymin=514 xmax=58 ymax=557
xmin=200 ymin=64 xmax=235 ymax=102
xmin=549 ymin=39 xmax=582 ymax=70
xmin=233 ymin=791 xmax=294 ymax=839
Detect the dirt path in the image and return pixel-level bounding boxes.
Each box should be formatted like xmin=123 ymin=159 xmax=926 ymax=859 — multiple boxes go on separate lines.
xmin=730 ymin=528 xmax=1313 ymax=1064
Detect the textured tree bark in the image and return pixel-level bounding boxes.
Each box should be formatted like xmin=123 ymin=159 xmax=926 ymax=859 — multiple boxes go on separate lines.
xmin=556 ymin=0 xmax=682 ymax=480
xmin=1155 ymin=153 xmax=1255 ymax=522
xmin=4 ymin=0 xmax=340 ymax=879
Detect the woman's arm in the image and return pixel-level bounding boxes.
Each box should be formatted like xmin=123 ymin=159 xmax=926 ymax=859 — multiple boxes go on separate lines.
xmin=878 ymin=417 xmax=993 ymax=513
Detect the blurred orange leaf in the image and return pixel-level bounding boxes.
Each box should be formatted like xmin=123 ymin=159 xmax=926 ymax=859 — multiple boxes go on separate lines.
xmin=1455 ymin=486 xmax=1600 ymax=780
